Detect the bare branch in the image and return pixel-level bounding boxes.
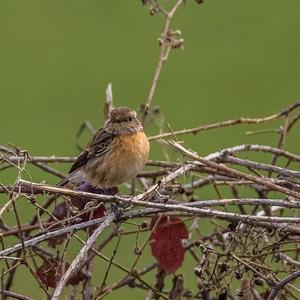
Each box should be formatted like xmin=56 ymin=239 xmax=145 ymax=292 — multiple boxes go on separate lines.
xmin=267 ymin=269 xmax=300 ymax=300
xmin=142 ymin=0 xmax=184 ymax=124
xmin=149 ymin=100 xmax=300 ymax=140
xmin=51 ymin=212 xmax=116 ymax=300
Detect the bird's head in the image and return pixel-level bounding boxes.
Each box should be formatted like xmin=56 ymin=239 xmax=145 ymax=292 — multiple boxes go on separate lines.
xmin=104 ymin=107 xmax=144 ymax=135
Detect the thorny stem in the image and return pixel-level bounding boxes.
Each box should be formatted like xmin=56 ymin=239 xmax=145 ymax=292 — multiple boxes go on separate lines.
xmin=267 ymin=269 xmax=300 ymax=300
xmin=95 ymin=230 xmax=122 ymax=296
xmin=72 ymin=234 xmax=169 ymax=300
xmin=168 ymin=140 xmax=300 ymax=200
xmin=149 ymin=100 xmax=300 ymax=140
xmin=51 ymin=213 xmax=116 ymax=300
xmin=1 ymin=6 xmax=300 ymax=298
xmin=142 ymin=0 xmax=184 ymax=124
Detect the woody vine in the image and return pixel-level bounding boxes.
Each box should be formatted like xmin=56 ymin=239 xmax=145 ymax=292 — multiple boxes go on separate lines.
xmin=1 ymin=1 xmax=300 ymax=300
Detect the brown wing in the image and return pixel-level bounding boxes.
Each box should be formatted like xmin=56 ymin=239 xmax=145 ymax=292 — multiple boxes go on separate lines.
xmin=68 ymin=128 xmax=115 ymax=174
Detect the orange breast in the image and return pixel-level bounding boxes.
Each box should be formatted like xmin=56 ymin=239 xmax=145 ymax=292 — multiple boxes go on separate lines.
xmin=116 ymin=132 xmax=150 ymax=162
xmin=85 ymin=132 xmax=150 ymax=187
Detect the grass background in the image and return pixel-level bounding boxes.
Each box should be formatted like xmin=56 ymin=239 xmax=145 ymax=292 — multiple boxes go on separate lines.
xmin=1 ymin=0 xmax=300 ymax=298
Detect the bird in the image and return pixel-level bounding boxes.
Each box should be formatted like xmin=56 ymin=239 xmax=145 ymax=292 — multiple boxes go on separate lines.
xmin=59 ymin=107 xmax=150 ymax=189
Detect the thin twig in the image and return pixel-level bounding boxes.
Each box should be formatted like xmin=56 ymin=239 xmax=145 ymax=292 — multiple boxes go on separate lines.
xmin=267 ymin=269 xmax=300 ymax=300
xmin=149 ymin=100 xmax=300 ymax=140
xmin=51 ymin=212 xmax=116 ymax=300
xmin=142 ymin=0 xmax=184 ymax=124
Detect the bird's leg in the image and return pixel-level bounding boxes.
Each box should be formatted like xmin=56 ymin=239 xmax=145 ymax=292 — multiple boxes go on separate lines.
xmin=110 ymin=202 xmax=125 ymax=221
xmin=108 ymin=186 xmax=127 ymax=220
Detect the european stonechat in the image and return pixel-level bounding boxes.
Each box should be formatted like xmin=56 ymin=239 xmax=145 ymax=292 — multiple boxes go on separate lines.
xmin=60 ymin=107 xmax=150 ymax=188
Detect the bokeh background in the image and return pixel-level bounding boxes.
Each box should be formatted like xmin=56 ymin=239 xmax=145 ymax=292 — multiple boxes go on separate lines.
xmin=1 ymin=0 xmax=300 ymax=298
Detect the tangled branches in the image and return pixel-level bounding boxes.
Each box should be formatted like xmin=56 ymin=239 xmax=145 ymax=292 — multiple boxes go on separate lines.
xmin=1 ymin=1 xmax=300 ymax=300
xmin=1 ymin=99 xmax=300 ymax=300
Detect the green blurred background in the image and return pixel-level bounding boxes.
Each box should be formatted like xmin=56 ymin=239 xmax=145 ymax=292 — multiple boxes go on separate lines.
xmin=1 ymin=0 xmax=300 ymax=299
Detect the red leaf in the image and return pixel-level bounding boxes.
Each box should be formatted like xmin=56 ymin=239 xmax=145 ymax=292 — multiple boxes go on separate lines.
xmin=36 ymin=260 xmax=87 ymax=288
xmin=71 ymin=182 xmax=107 ymax=222
xmin=150 ymin=216 xmax=188 ymax=273
xmin=48 ymin=202 xmax=69 ymax=247
xmin=48 ymin=182 xmax=109 ymax=247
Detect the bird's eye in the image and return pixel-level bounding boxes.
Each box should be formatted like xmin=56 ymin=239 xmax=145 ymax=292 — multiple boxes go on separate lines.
xmin=128 ymin=117 xmax=133 ymax=122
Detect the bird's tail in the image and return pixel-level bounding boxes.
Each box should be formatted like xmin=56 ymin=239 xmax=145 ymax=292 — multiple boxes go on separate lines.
xmin=56 ymin=170 xmax=87 ymax=187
